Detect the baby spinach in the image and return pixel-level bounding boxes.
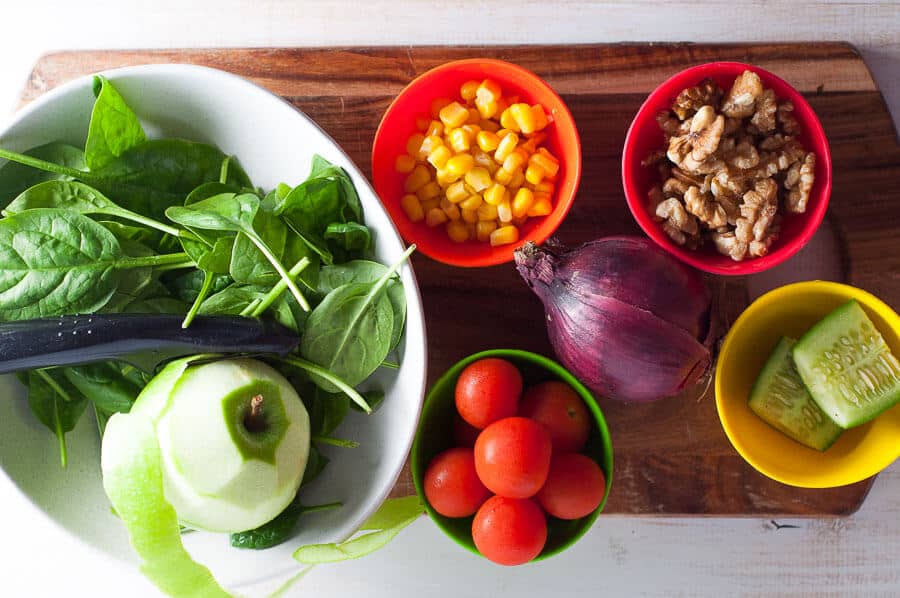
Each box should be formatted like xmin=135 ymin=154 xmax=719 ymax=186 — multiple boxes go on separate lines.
xmin=300 ymin=246 xmax=414 ymax=391
xmin=84 ymin=75 xmax=146 ymax=170
xmin=0 ymin=209 xmax=191 ymax=320
xmin=229 ymin=500 xmax=341 ymax=551
xmin=25 ymin=369 xmax=89 ymax=467
xmin=198 ymin=284 xmax=268 ymax=316
xmin=166 ymin=192 xmax=309 ymax=311
xmin=0 ymin=142 xmax=85 ymax=199
xmin=229 ymin=209 xmax=288 ymax=286
xmin=324 ymin=221 xmax=371 ymax=255
xmin=63 ymin=362 xmax=143 ymax=415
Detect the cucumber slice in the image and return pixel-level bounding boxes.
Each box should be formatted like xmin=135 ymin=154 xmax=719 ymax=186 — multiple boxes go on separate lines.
xmin=748 ymin=337 xmax=843 ymax=451
xmin=101 ymin=412 xmax=233 ymax=598
xmin=793 ymin=300 xmax=900 ymax=429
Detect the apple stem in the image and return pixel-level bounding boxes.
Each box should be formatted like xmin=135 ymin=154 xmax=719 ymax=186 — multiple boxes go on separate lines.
xmin=244 ymin=394 xmax=268 ymax=434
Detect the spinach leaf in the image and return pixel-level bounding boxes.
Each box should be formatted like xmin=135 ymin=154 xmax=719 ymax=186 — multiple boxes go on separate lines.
xmin=283 ymin=234 xmax=319 ymax=292
xmin=308 ymin=387 xmax=350 ymax=436
xmin=84 ymin=75 xmax=146 ymax=170
xmin=324 ymin=221 xmax=371 ymax=254
xmin=166 ymin=193 xmax=309 ymax=311
xmin=103 ymin=238 xmax=155 ymax=313
xmin=0 ymin=142 xmax=85 ymax=200
xmin=350 ymin=389 xmax=385 ymax=413
xmin=124 ymin=297 xmax=190 ymax=314
xmin=197 ymin=284 xmax=267 ymax=315
xmin=229 ymin=209 xmax=287 ymax=286
xmin=185 ymin=181 xmax=239 ymax=205
xmin=63 ymin=362 xmax=143 ymax=414
xmin=25 ymin=369 xmax=89 ymax=468
xmin=317 ymin=260 xmax=406 ymax=351
xmin=164 ymin=269 xmax=231 ymax=304
xmin=0 ymin=209 xmax=191 ymax=321
xmin=230 ymin=500 xmax=340 ymax=551
xmin=90 ymin=139 xmax=249 ymax=219
xmin=271 ymin=294 xmax=307 ymax=334
xmin=180 ymin=235 xmax=234 ymax=275
xmin=3 ymin=179 xmax=189 ymax=239
xmin=99 ymin=220 xmax=172 ymax=253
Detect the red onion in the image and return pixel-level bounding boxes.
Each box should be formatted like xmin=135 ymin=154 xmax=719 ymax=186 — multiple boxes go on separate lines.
xmin=514 ymin=237 xmax=711 ymax=403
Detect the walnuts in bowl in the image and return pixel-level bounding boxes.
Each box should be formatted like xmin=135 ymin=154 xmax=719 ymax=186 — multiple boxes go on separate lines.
xmin=645 ymin=70 xmax=816 ymax=261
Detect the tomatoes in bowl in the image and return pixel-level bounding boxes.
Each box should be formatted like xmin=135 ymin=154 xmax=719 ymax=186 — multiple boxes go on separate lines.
xmin=474 ymin=417 xmax=552 ymax=499
xmin=424 ymin=448 xmax=491 ymax=518
xmin=455 ymin=357 xmax=523 ymax=429
xmin=519 ymin=381 xmax=591 ymax=453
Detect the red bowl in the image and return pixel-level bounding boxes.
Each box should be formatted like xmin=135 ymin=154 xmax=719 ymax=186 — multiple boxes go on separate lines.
xmin=372 ymin=59 xmax=581 ymax=267
xmin=622 ymin=62 xmax=832 ymax=276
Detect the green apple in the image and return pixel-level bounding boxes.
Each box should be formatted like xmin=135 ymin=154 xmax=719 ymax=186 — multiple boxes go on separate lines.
xmin=130 ymin=356 xmax=310 ymax=532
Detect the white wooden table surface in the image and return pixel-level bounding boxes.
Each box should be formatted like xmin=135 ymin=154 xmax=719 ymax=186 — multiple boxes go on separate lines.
xmin=1 ymin=2 xmax=898 ymax=597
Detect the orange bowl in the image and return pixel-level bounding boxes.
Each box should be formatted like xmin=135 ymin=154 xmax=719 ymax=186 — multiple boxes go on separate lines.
xmin=371 ymin=59 xmax=581 ymax=267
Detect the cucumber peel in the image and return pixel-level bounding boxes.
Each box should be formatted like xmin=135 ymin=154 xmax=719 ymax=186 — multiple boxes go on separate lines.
xmin=101 ymin=412 xmax=233 ymax=598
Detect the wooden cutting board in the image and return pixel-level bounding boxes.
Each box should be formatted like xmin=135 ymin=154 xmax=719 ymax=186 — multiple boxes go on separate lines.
xmin=19 ymin=43 xmax=900 ymax=516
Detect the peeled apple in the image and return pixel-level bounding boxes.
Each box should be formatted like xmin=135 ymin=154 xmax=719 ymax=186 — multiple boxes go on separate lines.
xmin=108 ymin=356 xmax=310 ymax=533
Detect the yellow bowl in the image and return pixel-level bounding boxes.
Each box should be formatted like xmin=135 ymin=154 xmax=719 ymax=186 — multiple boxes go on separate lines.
xmin=716 ymin=281 xmax=900 ymax=488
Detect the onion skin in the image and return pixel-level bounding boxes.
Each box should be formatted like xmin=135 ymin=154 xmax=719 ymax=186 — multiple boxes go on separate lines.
xmin=515 ymin=237 xmax=711 ymax=403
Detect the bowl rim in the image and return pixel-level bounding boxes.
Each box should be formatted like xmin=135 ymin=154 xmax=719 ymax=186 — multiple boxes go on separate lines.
xmin=371 ymin=58 xmax=582 ymax=268
xmin=0 ymin=62 xmax=429 ymax=587
xmin=410 ymin=348 xmax=613 ymax=562
xmin=621 ymin=61 xmax=833 ymax=276
xmin=714 ymin=280 xmax=900 ymax=487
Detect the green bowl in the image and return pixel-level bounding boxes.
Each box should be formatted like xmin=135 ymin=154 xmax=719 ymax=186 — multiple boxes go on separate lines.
xmin=410 ymin=349 xmax=614 ymax=563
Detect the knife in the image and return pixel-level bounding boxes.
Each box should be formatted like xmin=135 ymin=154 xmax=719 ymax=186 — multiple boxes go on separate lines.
xmin=0 ymin=314 xmax=299 ymax=374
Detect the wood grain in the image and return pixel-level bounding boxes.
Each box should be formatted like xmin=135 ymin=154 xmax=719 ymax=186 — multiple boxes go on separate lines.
xmin=19 ymin=43 xmax=899 ymax=516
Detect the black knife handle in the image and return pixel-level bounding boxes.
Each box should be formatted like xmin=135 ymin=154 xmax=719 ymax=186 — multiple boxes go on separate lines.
xmin=0 ymin=314 xmax=299 ymax=374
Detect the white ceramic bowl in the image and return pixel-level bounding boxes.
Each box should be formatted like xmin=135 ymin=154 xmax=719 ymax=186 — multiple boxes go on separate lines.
xmin=0 ymin=64 xmax=427 ymax=590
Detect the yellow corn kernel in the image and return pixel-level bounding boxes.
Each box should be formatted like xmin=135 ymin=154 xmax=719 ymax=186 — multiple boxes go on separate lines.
xmin=445 ymin=153 xmax=475 ymax=177
xmin=464 ymin=167 xmax=492 ymax=192
xmin=483 ymin=182 xmax=506 ymax=206
xmin=490 ymin=225 xmax=519 ymax=247
xmin=435 ymin=168 xmax=458 ymax=187
xmin=475 ymin=79 xmax=502 ymax=118
xmin=406 ymin=133 xmax=425 ymax=158
xmin=461 ymin=207 xmax=479 ymax=223
xmin=460 ymin=80 xmax=480 ymax=102
xmin=446 ymin=220 xmax=469 ymax=243
xmin=395 ymin=154 xmax=416 ymax=173
xmin=440 ymin=197 xmax=461 ymax=221
xmin=430 ymin=97 xmax=452 ymax=119
xmin=415 ymin=117 xmax=430 ymax=132
xmin=417 ymin=135 xmax=444 ymax=160
xmin=479 ymin=119 xmax=501 ymax=133
xmin=425 ymin=207 xmax=448 ymax=227
xmin=476 ymin=220 xmax=497 ymax=242
xmin=534 ymin=181 xmax=555 ymax=195
xmin=472 ymin=150 xmax=498 ymax=174
xmin=427 ymin=145 xmax=453 ymax=169
xmin=477 ymin=202 xmax=498 ymax=221
xmin=425 ymin=119 xmax=444 ymax=138
xmin=494 ymin=132 xmax=519 ymax=162
xmin=497 ymin=199 xmax=513 ymax=223
xmin=531 ymin=104 xmax=549 ymax=131
xmin=445 ymin=181 xmax=469 ymax=204
xmin=416 ymin=181 xmax=441 ymax=202
xmin=401 ymin=194 xmax=424 ymax=222
xmin=493 ymin=167 xmax=514 ymax=185
xmin=530 ymin=151 xmax=559 ymax=177
xmin=525 ymin=163 xmax=545 ymax=185
xmin=527 ymin=196 xmax=553 ymax=217
xmin=448 ymin=128 xmax=472 ymax=153
xmin=496 ymin=128 xmax=512 ymax=139
xmin=507 ymin=103 xmax=534 ymax=135
xmin=467 ymin=108 xmax=481 ymax=124
xmin=404 ymin=165 xmax=431 ymax=193
xmin=460 ymin=194 xmax=483 ymax=211
xmin=511 ymin=188 xmax=534 ymax=218
xmin=421 ymin=197 xmax=440 ymax=213
xmin=462 ymin=123 xmax=481 ymax=137
xmin=499 ymin=107 xmax=520 ymax=132
xmin=475 ymin=98 xmax=498 ymax=120
xmin=509 ymin=169 xmax=525 ymax=189
xmin=466 ymin=221 xmax=478 ymax=239
xmin=439 ymin=101 xmax=470 ymax=129
xmin=502 ymin=151 xmax=526 ymax=173
xmin=476 ymin=130 xmax=500 ymax=153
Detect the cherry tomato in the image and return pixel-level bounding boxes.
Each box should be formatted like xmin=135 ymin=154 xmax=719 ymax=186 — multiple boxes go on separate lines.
xmin=474 ymin=417 xmax=551 ymax=498
xmin=519 ymin=381 xmax=591 ymax=453
xmin=452 ymin=413 xmax=481 ymax=448
xmin=536 ymin=453 xmax=606 ymax=520
xmin=472 ymin=496 xmax=547 ymax=566
xmin=423 ymin=448 xmax=491 ymax=518
xmin=455 ymin=358 xmax=522 ymax=429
